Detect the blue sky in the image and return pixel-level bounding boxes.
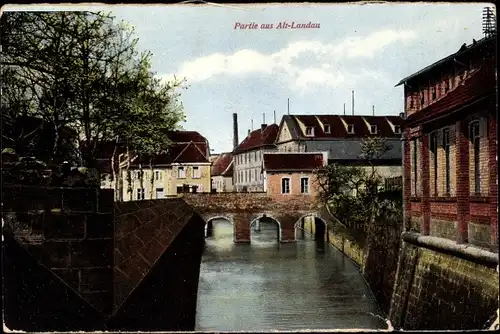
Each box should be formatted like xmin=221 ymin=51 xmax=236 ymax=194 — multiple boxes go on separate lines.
xmin=7 ymin=3 xmax=490 ymax=153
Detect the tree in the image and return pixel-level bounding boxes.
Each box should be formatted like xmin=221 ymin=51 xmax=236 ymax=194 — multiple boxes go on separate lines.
xmin=1 ymin=11 xmax=186 ymax=170
xmin=314 ymin=137 xmax=400 ymax=231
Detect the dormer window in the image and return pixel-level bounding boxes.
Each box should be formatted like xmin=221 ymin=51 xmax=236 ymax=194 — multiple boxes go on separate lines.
xmin=347 ymin=124 xmax=354 ymax=134
xmin=305 ymin=127 xmax=314 ymax=136
xmin=444 ymin=80 xmax=450 ymax=93
xmin=324 ymin=124 xmax=331 ymax=134
xmin=370 ymin=125 xmax=378 ymax=134
xmin=394 ymin=125 xmax=401 ymax=134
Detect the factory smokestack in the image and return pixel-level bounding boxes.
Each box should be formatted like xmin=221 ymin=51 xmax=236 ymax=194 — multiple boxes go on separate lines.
xmin=232 ymin=113 xmax=239 ymax=150
xmin=351 ymin=90 xmax=355 ymax=115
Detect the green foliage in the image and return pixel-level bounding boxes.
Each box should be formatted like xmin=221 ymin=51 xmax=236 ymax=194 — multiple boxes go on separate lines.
xmin=1 ymin=11 xmax=186 ymax=166
xmin=315 ymin=137 xmax=402 ymax=231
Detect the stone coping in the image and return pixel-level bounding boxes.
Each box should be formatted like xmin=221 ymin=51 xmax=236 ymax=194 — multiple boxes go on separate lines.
xmin=402 ymin=231 xmax=498 ymax=268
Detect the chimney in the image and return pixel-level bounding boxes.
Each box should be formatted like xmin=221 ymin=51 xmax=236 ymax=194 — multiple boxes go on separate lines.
xmin=399 ymin=112 xmax=405 ymax=119
xmin=261 ymin=124 xmax=267 ymax=133
xmin=372 ymin=105 xmax=375 ymax=116
xmin=248 ymin=129 xmax=251 ymax=136
xmin=273 ymin=110 xmax=276 ymax=124
xmin=232 ymin=113 xmax=239 ymax=150
xmin=351 ymin=90 xmax=355 ymax=115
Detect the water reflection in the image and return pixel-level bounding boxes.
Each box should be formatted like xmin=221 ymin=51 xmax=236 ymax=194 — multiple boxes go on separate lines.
xmin=196 ymin=219 xmax=386 ymax=331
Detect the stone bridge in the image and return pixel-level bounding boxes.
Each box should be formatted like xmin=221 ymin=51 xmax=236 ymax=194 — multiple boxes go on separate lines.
xmin=181 ymin=193 xmax=332 ymax=243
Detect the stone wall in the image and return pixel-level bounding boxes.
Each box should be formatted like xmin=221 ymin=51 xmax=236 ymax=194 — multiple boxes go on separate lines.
xmin=2 ymin=185 xmax=115 ymax=315
xmin=389 ymin=232 xmax=498 ymax=330
xmin=110 ymin=207 xmax=205 ymax=331
xmin=3 ymin=185 xmax=206 ymax=331
xmin=113 ymin=198 xmax=199 ymax=312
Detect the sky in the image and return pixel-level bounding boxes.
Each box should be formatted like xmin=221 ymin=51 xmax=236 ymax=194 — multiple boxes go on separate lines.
xmin=6 ymin=3 xmax=491 ymax=153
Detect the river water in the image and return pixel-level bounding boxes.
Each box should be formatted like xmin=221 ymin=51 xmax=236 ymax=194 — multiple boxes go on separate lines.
xmin=195 ymin=219 xmax=387 ymax=331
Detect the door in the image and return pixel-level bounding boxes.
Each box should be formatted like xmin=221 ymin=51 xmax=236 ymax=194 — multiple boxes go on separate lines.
xmin=156 ymin=188 xmax=164 ymax=198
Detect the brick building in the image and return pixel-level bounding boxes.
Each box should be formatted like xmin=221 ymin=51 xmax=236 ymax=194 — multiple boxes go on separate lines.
xmin=262 ymin=152 xmax=327 ymax=199
xmin=398 ymin=36 xmax=497 ymax=250
xmin=232 ymin=123 xmax=279 ymax=192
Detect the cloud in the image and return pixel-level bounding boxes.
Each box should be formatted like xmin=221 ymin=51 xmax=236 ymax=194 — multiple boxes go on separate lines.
xmin=161 ymin=28 xmax=417 ymax=92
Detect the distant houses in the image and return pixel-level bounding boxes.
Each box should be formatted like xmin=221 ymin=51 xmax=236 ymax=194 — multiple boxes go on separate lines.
xmin=232 ymin=123 xmax=279 ymax=192
xmin=211 ymin=152 xmax=234 ymax=192
xmin=99 ymin=131 xmax=212 ymax=201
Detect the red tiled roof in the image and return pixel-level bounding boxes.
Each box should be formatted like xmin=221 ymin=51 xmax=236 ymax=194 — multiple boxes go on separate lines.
xmin=406 ymin=64 xmax=496 ymax=126
xmin=211 ymin=153 xmax=233 ymax=176
xmin=315 ymin=115 xmax=348 ymax=137
xmin=222 ymin=161 xmax=234 ymax=177
xmin=263 ymin=153 xmax=325 ymax=171
xmin=165 ymin=131 xmax=207 ymax=143
xmin=283 ymin=115 xmax=402 ymax=140
xmin=233 ymin=124 xmax=279 ymax=153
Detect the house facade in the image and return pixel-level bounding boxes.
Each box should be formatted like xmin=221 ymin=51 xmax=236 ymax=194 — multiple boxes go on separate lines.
xmin=232 ymin=123 xmax=279 ymax=192
xmin=262 ymin=152 xmax=327 ymax=199
xmin=275 ymin=114 xmax=403 ymax=180
xmin=118 ymin=131 xmax=211 ymax=201
xmin=398 ymin=36 xmax=497 ymax=250
xmin=211 ymin=152 xmax=234 ymax=192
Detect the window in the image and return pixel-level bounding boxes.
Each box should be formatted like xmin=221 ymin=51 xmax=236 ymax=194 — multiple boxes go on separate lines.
xmin=137 ymin=188 xmax=145 ymax=200
xmin=177 ymin=166 xmax=185 ymax=179
xmin=470 ymin=121 xmax=480 ymax=194
xmin=155 ymin=171 xmax=160 ymax=181
xmin=324 ymin=124 xmax=331 ymax=134
xmin=430 ymin=132 xmax=438 ymax=195
xmin=249 ymin=152 xmax=252 ymax=163
xmin=305 ymin=127 xmax=314 ymax=136
xmin=347 ymin=124 xmax=355 ymax=134
xmin=444 ymin=80 xmax=450 ymax=93
xmin=281 ymin=178 xmax=290 ymax=194
xmin=394 ymin=125 xmax=401 ymax=134
xmin=443 ymin=128 xmax=451 ymax=194
xmin=420 ymin=91 xmax=425 ymax=106
xmin=192 ymin=166 xmax=201 ymax=178
xmin=370 ymin=125 xmax=378 ymax=134
xmin=136 ymin=171 xmax=142 ymax=179
xmin=409 ymin=96 xmax=414 ymax=108
xmin=432 ymin=86 xmax=437 ymax=100
xmin=300 ymin=177 xmax=309 ymax=194
xmin=413 ymin=139 xmax=418 ymax=195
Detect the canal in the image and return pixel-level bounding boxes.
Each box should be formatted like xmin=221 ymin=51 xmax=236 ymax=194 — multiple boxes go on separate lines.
xmin=195 ymin=219 xmax=387 ymax=331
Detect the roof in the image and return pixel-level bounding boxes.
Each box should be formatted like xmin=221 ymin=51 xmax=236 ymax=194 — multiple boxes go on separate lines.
xmin=211 ymin=153 xmax=233 ymax=176
xmin=263 ymin=152 xmax=325 ymax=172
xmin=233 ymin=124 xmax=279 ymax=153
xmin=279 ymin=114 xmax=403 ymax=141
xmin=126 ymin=131 xmax=210 ymax=167
xmin=396 ymin=36 xmax=495 ymax=86
xmin=165 ymin=131 xmax=207 ymax=143
xmin=405 ymin=63 xmax=496 ymax=126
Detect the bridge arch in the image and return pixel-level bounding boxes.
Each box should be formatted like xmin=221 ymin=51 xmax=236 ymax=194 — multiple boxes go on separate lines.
xmin=249 ymin=214 xmax=282 ymax=243
xmin=294 ymin=213 xmax=328 ymax=242
xmin=203 ymin=215 xmax=234 ymax=239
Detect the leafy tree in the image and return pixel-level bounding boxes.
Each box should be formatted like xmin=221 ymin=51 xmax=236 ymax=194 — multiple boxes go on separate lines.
xmin=1 ymin=11 xmax=186 ymax=172
xmin=314 ymin=137 xmax=401 ymax=231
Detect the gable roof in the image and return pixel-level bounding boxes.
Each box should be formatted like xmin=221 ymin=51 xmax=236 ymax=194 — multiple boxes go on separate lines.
xmin=211 ymin=152 xmax=233 ymax=176
xmin=278 ymin=114 xmax=402 ymax=141
xmin=165 ymin=130 xmax=207 ymax=143
xmin=263 ymin=152 xmax=325 ymax=172
xmin=405 ymin=63 xmax=496 ymax=126
xmin=233 ymin=124 xmax=279 ymax=153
